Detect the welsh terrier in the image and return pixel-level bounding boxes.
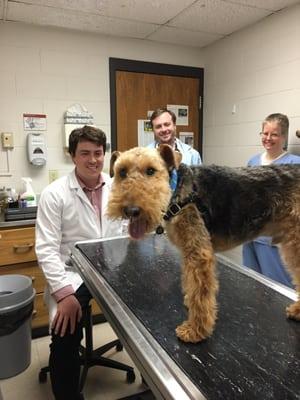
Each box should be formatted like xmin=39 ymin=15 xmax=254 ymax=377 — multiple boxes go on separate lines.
xmin=107 ymin=145 xmax=300 ymax=343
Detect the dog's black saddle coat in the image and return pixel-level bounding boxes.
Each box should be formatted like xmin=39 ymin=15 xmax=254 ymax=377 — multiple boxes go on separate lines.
xmin=172 ymin=163 xmax=300 ymax=242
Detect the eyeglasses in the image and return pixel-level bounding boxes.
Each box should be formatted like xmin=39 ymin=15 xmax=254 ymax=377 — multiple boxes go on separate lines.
xmin=259 ymin=132 xmax=281 ymax=139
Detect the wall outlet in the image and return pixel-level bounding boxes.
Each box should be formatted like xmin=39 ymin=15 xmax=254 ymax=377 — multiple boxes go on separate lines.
xmin=49 ymin=170 xmax=59 ymax=183
xmin=1 ymin=132 xmax=14 ymax=148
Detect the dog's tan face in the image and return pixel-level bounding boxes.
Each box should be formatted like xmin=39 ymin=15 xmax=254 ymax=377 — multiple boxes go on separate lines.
xmin=108 ymin=145 xmax=181 ymax=239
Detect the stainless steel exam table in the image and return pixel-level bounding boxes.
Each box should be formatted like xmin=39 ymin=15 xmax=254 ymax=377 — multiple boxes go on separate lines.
xmin=71 ymin=234 xmax=300 ymax=400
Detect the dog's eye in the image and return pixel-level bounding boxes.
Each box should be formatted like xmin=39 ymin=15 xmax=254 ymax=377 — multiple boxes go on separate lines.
xmin=146 ymin=167 xmax=156 ymax=176
xmin=119 ymin=168 xmax=127 ymax=178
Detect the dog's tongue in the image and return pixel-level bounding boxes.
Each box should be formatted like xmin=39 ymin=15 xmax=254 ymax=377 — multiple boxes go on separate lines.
xmin=128 ymin=218 xmax=147 ymax=240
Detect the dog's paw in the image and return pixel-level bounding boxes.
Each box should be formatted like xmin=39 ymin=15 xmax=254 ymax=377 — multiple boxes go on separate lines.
xmin=286 ymin=301 xmax=300 ymax=320
xmin=176 ymin=321 xmax=208 ymax=343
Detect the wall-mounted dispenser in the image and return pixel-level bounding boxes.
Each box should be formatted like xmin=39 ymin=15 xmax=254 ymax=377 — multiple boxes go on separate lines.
xmin=27 ymin=132 xmax=47 ymax=166
xmin=64 ymin=103 xmax=94 ymax=149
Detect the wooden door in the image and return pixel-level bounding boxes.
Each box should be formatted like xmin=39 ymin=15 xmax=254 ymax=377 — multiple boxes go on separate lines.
xmin=116 ymin=72 xmax=200 ymax=151
xmin=110 ymin=58 xmax=204 ymax=154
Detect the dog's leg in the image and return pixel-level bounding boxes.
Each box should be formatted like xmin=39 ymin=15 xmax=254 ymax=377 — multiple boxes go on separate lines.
xmin=167 ymin=204 xmax=218 ymax=343
xmin=280 ymin=228 xmax=300 ymax=320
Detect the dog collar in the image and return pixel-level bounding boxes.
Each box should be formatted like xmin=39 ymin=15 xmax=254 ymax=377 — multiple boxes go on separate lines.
xmin=156 ymin=195 xmax=194 ymax=235
xmin=163 ymin=192 xmax=198 ymax=221
xmin=156 ymin=164 xmax=211 ymax=233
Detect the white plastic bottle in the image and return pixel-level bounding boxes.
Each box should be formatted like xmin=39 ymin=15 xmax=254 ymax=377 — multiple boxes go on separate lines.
xmin=20 ymin=177 xmax=37 ymax=207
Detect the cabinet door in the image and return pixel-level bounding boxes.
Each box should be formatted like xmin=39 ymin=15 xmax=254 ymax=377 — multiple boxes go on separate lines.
xmin=0 ymin=227 xmax=36 ymax=266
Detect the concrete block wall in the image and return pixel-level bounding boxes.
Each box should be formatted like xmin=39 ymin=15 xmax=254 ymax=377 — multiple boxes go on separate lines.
xmin=203 ymin=3 xmax=300 ymax=168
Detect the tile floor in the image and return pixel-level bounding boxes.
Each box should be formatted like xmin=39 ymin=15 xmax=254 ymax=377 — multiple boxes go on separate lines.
xmin=0 ymin=322 xmax=150 ymax=400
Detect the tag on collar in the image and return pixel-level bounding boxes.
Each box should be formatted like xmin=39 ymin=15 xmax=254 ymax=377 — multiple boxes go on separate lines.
xmin=169 ymin=169 xmax=178 ymax=191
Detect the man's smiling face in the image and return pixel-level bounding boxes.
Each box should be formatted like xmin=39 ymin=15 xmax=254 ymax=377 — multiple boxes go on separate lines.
xmin=72 ymin=140 xmax=104 ymax=187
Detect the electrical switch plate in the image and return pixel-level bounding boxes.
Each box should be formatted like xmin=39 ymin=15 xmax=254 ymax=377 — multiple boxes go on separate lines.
xmin=1 ymin=132 xmax=14 ymax=148
xmin=49 ymin=170 xmax=59 ymax=183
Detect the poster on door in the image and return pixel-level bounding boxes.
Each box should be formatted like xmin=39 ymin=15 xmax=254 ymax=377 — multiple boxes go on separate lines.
xmin=137 ymin=120 xmax=153 ymax=147
xmin=179 ymin=131 xmax=194 ymax=147
xmin=167 ymin=105 xmax=189 ymax=126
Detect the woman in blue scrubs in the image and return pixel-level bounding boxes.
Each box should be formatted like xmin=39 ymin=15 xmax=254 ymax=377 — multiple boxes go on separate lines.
xmin=242 ymin=113 xmax=300 ymax=288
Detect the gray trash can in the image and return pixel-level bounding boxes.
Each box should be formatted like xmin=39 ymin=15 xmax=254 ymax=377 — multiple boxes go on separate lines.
xmin=0 ymin=275 xmax=35 ymax=379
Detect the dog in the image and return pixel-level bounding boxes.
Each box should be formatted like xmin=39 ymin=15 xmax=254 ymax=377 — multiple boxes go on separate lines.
xmin=107 ymin=144 xmax=300 ymax=343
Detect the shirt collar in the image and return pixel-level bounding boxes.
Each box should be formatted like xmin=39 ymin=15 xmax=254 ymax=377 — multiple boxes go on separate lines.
xmin=75 ymin=170 xmax=104 ymax=191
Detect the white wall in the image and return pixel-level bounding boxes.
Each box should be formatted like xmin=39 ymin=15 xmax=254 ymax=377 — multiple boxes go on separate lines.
xmin=203 ymin=3 xmax=300 ymax=168
xmin=0 ymin=22 xmax=204 ymax=195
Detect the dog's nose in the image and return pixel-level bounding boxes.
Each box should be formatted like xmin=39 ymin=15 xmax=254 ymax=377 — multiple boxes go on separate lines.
xmin=123 ymin=206 xmax=141 ymax=218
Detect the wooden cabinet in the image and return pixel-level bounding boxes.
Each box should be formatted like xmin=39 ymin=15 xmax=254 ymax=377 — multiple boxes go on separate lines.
xmin=0 ymin=223 xmax=103 ymax=335
xmin=0 ymin=224 xmax=48 ymax=331
xmin=0 ymin=227 xmax=36 ymax=265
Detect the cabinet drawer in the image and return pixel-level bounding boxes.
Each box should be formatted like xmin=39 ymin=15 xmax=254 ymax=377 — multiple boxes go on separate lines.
xmin=32 ymin=293 xmax=49 ymax=329
xmin=0 ymin=261 xmax=45 ymax=293
xmin=0 ymin=227 xmax=36 ymax=266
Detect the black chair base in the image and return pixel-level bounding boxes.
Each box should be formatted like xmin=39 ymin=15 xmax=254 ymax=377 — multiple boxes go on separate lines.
xmin=38 ymin=305 xmax=135 ymax=392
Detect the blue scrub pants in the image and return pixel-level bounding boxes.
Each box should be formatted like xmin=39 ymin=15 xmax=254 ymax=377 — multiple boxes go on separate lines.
xmin=242 ymin=241 xmax=293 ymax=288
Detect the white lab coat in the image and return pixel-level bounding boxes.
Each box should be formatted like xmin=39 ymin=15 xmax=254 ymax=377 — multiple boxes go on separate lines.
xmin=35 ymin=169 xmax=122 ymax=323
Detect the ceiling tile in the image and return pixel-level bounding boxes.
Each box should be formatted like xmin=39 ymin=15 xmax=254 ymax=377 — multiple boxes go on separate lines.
xmin=3 ymin=0 xmax=299 ymax=50
xmin=95 ymin=0 xmax=196 ymax=24
xmin=7 ymin=2 xmax=159 ymax=38
xmin=168 ymin=0 xmax=270 ymax=35
xmin=148 ymin=26 xmax=223 ymax=48
xmin=223 ymin=0 xmax=300 ymax=12
xmin=13 ymin=0 xmax=196 ymax=24
xmin=6 ymin=0 xmax=100 ymax=13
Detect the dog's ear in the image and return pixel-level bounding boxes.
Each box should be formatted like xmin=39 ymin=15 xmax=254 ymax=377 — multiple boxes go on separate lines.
xmin=110 ymin=151 xmax=121 ymax=177
xmin=174 ymin=151 xmax=182 ymax=168
xmin=157 ymin=144 xmax=182 ymax=171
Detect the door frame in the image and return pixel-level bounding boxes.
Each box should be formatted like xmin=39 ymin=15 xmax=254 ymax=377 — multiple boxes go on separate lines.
xmin=109 ymin=58 xmax=204 ymax=155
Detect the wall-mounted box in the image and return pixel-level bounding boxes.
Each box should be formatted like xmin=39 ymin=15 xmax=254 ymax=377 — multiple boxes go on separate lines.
xmin=1 ymin=132 xmax=14 ymax=148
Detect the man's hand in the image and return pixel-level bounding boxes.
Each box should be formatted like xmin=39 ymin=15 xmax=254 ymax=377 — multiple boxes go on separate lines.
xmin=52 ymin=295 xmax=82 ymax=337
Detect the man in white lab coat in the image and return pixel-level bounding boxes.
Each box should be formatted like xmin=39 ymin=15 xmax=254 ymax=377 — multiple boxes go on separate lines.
xmin=35 ymin=125 xmax=122 ymax=400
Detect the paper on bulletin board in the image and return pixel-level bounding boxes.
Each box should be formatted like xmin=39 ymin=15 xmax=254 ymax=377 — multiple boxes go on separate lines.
xmin=138 ymin=120 xmax=153 ymax=147
xmin=147 ymin=110 xmax=154 ymax=119
xmin=179 ymin=132 xmax=194 ymax=147
xmin=167 ymin=105 xmax=188 ymax=126
xmin=23 ymin=114 xmax=47 ymax=131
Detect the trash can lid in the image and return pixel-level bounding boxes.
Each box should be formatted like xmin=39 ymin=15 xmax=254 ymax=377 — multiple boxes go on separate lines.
xmin=0 ymin=275 xmax=35 ymax=313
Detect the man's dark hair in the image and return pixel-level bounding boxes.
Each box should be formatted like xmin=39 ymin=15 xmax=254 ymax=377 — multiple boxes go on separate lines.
xmin=68 ymin=125 xmax=106 ymax=156
xmin=150 ymin=108 xmax=176 ymax=128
